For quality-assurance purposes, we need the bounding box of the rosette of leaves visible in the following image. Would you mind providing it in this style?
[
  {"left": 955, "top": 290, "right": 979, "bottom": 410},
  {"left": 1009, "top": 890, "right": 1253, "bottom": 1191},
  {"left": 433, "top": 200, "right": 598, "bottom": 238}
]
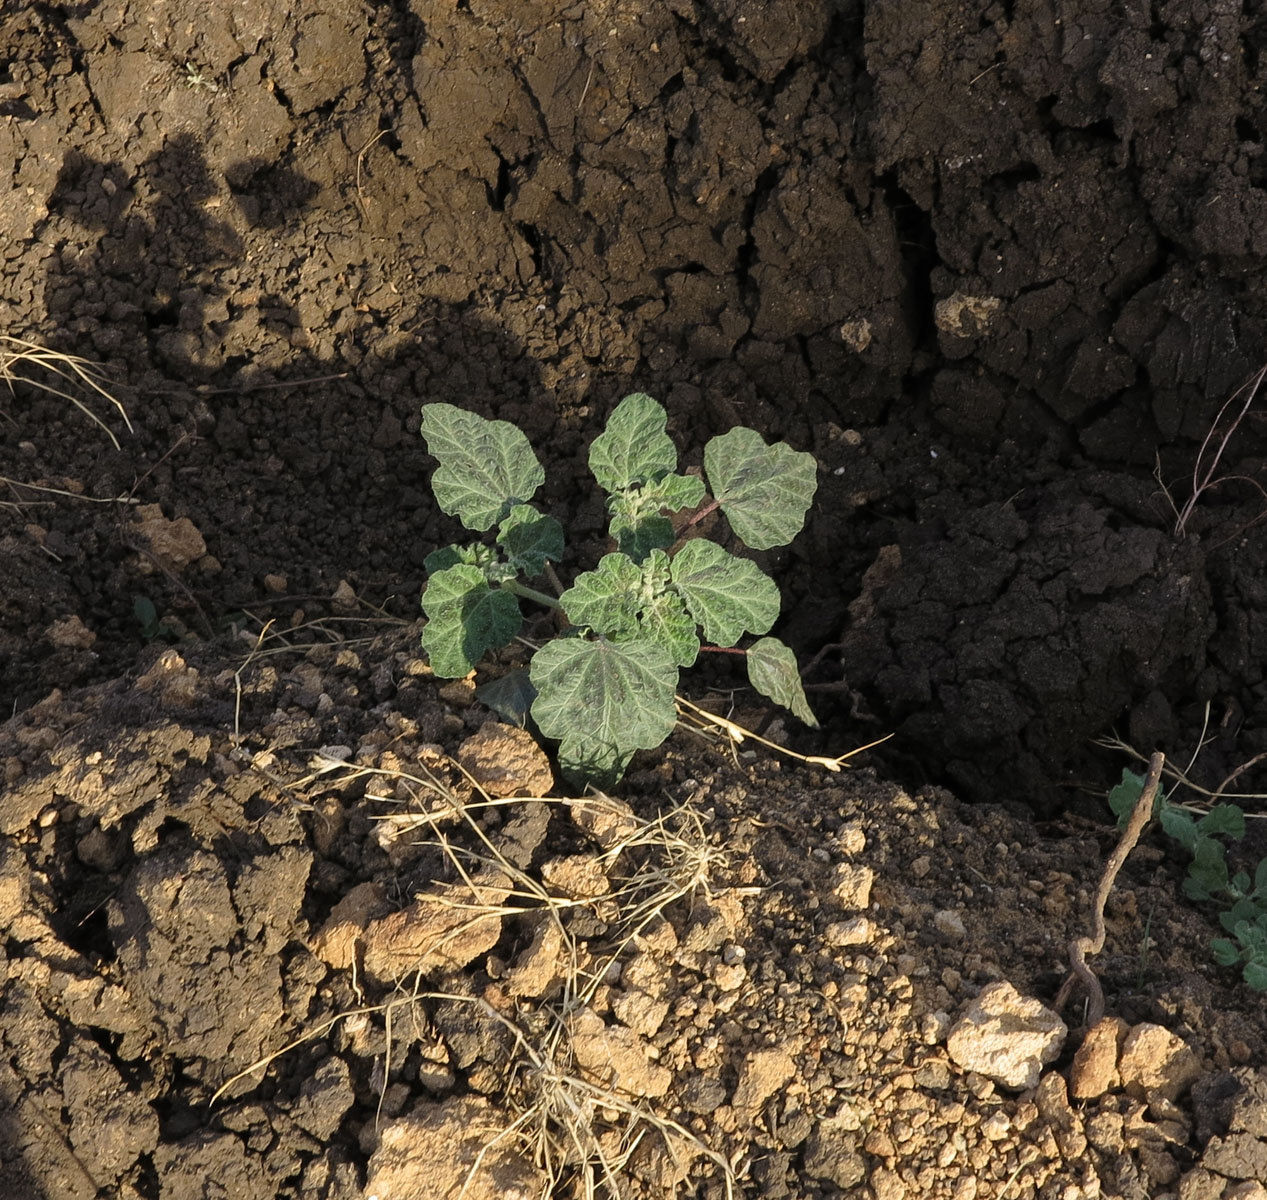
[{"left": 419, "top": 394, "right": 819, "bottom": 786}]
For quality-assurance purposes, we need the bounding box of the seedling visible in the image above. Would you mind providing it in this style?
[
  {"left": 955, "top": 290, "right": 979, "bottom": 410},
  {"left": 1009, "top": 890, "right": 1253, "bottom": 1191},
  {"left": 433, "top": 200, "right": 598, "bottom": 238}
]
[
  {"left": 1108, "top": 768, "right": 1267, "bottom": 991},
  {"left": 418, "top": 393, "right": 819, "bottom": 785},
  {"left": 133, "top": 595, "right": 180, "bottom": 642}
]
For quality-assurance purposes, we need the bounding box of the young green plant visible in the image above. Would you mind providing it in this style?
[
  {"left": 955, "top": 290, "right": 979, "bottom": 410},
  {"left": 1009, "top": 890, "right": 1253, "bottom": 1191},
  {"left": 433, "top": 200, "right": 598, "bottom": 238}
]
[
  {"left": 418, "top": 393, "right": 819, "bottom": 786},
  {"left": 1108, "top": 768, "right": 1267, "bottom": 991}
]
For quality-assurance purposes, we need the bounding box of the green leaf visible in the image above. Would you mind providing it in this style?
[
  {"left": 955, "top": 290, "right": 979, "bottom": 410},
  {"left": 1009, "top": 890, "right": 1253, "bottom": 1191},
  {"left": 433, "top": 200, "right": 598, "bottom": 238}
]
[
  {"left": 636, "top": 554, "right": 699, "bottom": 666},
  {"left": 1158, "top": 805, "right": 1199, "bottom": 852},
  {"left": 611, "top": 511, "right": 675, "bottom": 562},
  {"left": 424, "top": 543, "right": 482, "bottom": 575},
  {"left": 1107, "top": 769, "right": 1144, "bottom": 825},
  {"left": 746, "top": 637, "right": 818, "bottom": 727},
  {"left": 608, "top": 473, "right": 707, "bottom": 562},
  {"left": 1185, "top": 837, "right": 1230, "bottom": 901},
  {"left": 704, "top": 426, "right": 818, "bottom": 550},
  {"left": 497, "top": 504, "right": 564, "bottom": 576},
  {"left": 1244, "top": 960, "right": 1267, "bottom": 991},
  {"left": 474, "top": 669, "right": 537, "bottom": 728},
  {"left": 530, "top": 636, "right": 679, "bottom": 786},
  {"left": 1200, "top": 804, "right": 1246, "bottom": 840},
  {"left": 670, "top": 539, "right": 780, "bottom": 646},
  {"left": 421, "top": 403, "right": 545, "bottom": 531},
  {"left": 420, "top": 564, "right": 522, "bottom": 677},
  {"left": 1254, "top": 858, "right": 1267, "bottom": 899},
  {"left": 645, "top": 472, "right": 708, "bottom": 513},
  {"left": 589, "top": 394, "right": 677, "bottom": 493},
  {"left": 1221, "top": 898, "right": 1263, "bottom": 933},
  {"left": 560, "top": 553, "right": 642, "bottom": 639},
  {"left": 1211, "top": 937, "right": 1242, "bottom": 967}
]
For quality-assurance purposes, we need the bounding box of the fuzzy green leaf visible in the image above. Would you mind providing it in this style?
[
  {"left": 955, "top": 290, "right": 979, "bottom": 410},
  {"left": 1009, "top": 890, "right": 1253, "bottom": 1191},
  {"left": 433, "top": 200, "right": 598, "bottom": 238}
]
[
  {"left": 1211, "top": 938, "right": 1242, "bottom": 967},
  {"left": 1200, "top": 804, "right": 1246, "bottom": 840},
  {"left": 420, "top": 564, "right": 522, "bottom": 677},
  {"left": 421, "top": 403, "right": 545, "bottom": 531},
  {"left": 1158, "top": 804, "right": 1199, "bottom": 852},
  {"left": 669, "top": 539, "right": 780, "bottom": 646},
  {"left": 645, "top": 472, "right": 707, "bottom": 513},
  {"left": 608, "top": 473, "right": 707, "bottom": 561},
  {"left": 636, "top": 552, "right": 699, "bottom": 666},
  {"left": 704, "top": 426, "right": 818, "bottom": 550},
  {"left": 1221, "top": 899, "right": 1263, "bottom": 933},
  {"left": 530, "top": 636, "right": 679, "bottom": 786},
  {"left": 497, "top": 504, "right": 564, "bottom": 576},
  {"left": 1244, "top": 960, "right": 1267, "bottom": 991},
  {"left": 589, "top": 393, "right": 677, "bottom": 493},
  {"left": 1107, "top": 770, "right": 1144, "bottom": 825},
  {"left": 474, "top": 669, "right": 536, "bottom": 728},
  {"left": 1255, "top": 858, "right": 1267, "bottom": 899},
  {"left": 425, "top": 543, "right": 482, "bottom": 576},
  {"left": 561, "top": 553, "right": 642, "bottom": 639},
  {"left": 611, "top": 511, "right": 676, "bottom": 561},
  {"left": 746, "top": 637, "right": 818, "bottom": 727}
]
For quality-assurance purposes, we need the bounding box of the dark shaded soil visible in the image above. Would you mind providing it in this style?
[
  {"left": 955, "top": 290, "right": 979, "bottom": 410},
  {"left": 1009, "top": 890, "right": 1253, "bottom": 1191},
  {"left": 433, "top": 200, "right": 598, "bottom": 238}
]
[{"left": 3, "top": 0, "right": 1267, "bottom": 1197}]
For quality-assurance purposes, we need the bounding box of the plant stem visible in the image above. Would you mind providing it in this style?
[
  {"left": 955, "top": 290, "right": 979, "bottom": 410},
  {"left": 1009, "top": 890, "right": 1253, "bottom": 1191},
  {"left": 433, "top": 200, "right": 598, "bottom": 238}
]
[
  {"left": 502, "top": 579, "right": 562, "bottom": 610},
  {"left": 697, "top": 644, "right": 748, "bottom": 656},
  {"left": 679, "top": 498, "right": 720, "bottom": 535}
]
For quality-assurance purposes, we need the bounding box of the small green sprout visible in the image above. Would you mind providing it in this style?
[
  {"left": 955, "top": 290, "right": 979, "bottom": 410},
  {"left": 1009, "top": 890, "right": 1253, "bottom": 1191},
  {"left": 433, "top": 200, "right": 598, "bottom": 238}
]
[
  {"left": 1109, "top": 768, "right": 1267, "bottom": 991},
  {"left": 418, "top": 393, "right": 819, "bottom": 786}
]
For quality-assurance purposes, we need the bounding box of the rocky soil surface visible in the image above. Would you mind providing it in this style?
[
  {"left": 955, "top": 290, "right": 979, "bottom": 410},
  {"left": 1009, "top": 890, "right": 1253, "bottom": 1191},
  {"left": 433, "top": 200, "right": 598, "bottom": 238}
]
[{"left": 3, "top": 1, "right": 1267, "bottom": 1198}]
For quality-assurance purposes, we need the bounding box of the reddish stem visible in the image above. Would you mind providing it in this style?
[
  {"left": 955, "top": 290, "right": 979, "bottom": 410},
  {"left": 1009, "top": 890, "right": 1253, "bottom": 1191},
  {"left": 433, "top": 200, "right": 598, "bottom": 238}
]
[{"left": 678, "top": 498, "right": 721, "bottom": 535}]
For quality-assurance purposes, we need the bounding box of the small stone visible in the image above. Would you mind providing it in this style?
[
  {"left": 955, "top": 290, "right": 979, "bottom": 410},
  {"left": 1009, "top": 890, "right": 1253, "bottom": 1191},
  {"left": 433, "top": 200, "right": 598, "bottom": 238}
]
[
  {"left": 1035, "top": 1071, "right": 1087, "bottom": 1158},
  {"left": 567, "top": 793, "right": 640, "bottom": 850},
  {"left": 934, "top": 909, "right": 966, "bottom": 938},
  {"left": 506, "top": 917, "right": 564, "bottom": 999},
  {"left": 612, "top": 987, "right": 670, "bottom": 1037},
  {"left": 870, "top": 1165, "right": 907, "bottom": 1200},
  {"left": 1070, "top": 1016, "right": 1128, "bottom": 1100},
  {"left": 567, "top": 1007, "right": 670, "bottom": 1098},
  {"left": 802, "top": 1118, "right": 866, "bottom": 1188},
  {"left": 1119, "top": 1023, "right": 1201, "bottom": 1103},
  {"left": 133, "top": 504, "right": 206, "bottom": 569},
  {"left": 456, "top": 722, "right": 554, "bottom": 798},
  {"left": 946, "top": 981, "right": 1067, "bottom": 1091},
  {"left": 541, "top": 854, "right": 608, "bottom": 899},
  {"left": 826, "top": 917, "right": 873, "bottom": 947},
  {"left": 1225, "top": 1184, "right": 1267, "bottom": 1200},
  {"left": 361, "top": 870, "right": 511, "bottom": 984},
  {"left": 365, "top": 1096, "right": 544, "bottom": 1200},
  {"left": 831, "top": 863, "right": 874, "bottom": 909},
  {"left": 45, "top": 614, "right": 96, "bottom": 649},
  {"left": 981, "top": 1111, "right": 1011, "bottom": 1141},
  {"left": 1201, "top": 1133, "right": 1267, "bottom": 1183},
  {"left": 733, "top": 1047, "right": 797, "bottom": 1111},
  {"left": 264, "top": 573, "right": 287, "bottom": 593},
  {"left": 864, "top": 1128, "right": 896, "bottom": 1157},
  {"left": 331, "top": 579, "right": 357, "bottom": 612},
  {"left": 837, "top": 821, "right": 866, "bottom": 855},
  {"left": 312, "top": 882, "right": 392, "bottom": 969},
  {"left": 711, "top": 962, "right": 746, "bottom": 991}
]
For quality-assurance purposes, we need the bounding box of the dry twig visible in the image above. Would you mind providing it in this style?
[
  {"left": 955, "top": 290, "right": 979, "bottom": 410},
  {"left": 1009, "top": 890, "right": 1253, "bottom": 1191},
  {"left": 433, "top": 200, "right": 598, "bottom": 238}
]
[
  {"left": 0, "top": 335, "right": 132, "bottom": 447},
  {"left": 1056, "top": 751, "right": 1164, "bottom": 1028}
]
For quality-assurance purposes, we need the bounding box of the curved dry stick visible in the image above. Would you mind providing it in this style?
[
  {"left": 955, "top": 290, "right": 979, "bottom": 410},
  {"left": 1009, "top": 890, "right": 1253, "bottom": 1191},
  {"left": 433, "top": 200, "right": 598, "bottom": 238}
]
[{"left": 1056, "top": 751, "right": 1165, "bottom": 1028}]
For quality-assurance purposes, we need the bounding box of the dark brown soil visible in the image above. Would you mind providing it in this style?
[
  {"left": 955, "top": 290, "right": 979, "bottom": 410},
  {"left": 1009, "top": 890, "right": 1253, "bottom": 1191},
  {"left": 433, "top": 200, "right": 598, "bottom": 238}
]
[{"left": 3, "top": 1, "right": 1267, "bottom": 1198}]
